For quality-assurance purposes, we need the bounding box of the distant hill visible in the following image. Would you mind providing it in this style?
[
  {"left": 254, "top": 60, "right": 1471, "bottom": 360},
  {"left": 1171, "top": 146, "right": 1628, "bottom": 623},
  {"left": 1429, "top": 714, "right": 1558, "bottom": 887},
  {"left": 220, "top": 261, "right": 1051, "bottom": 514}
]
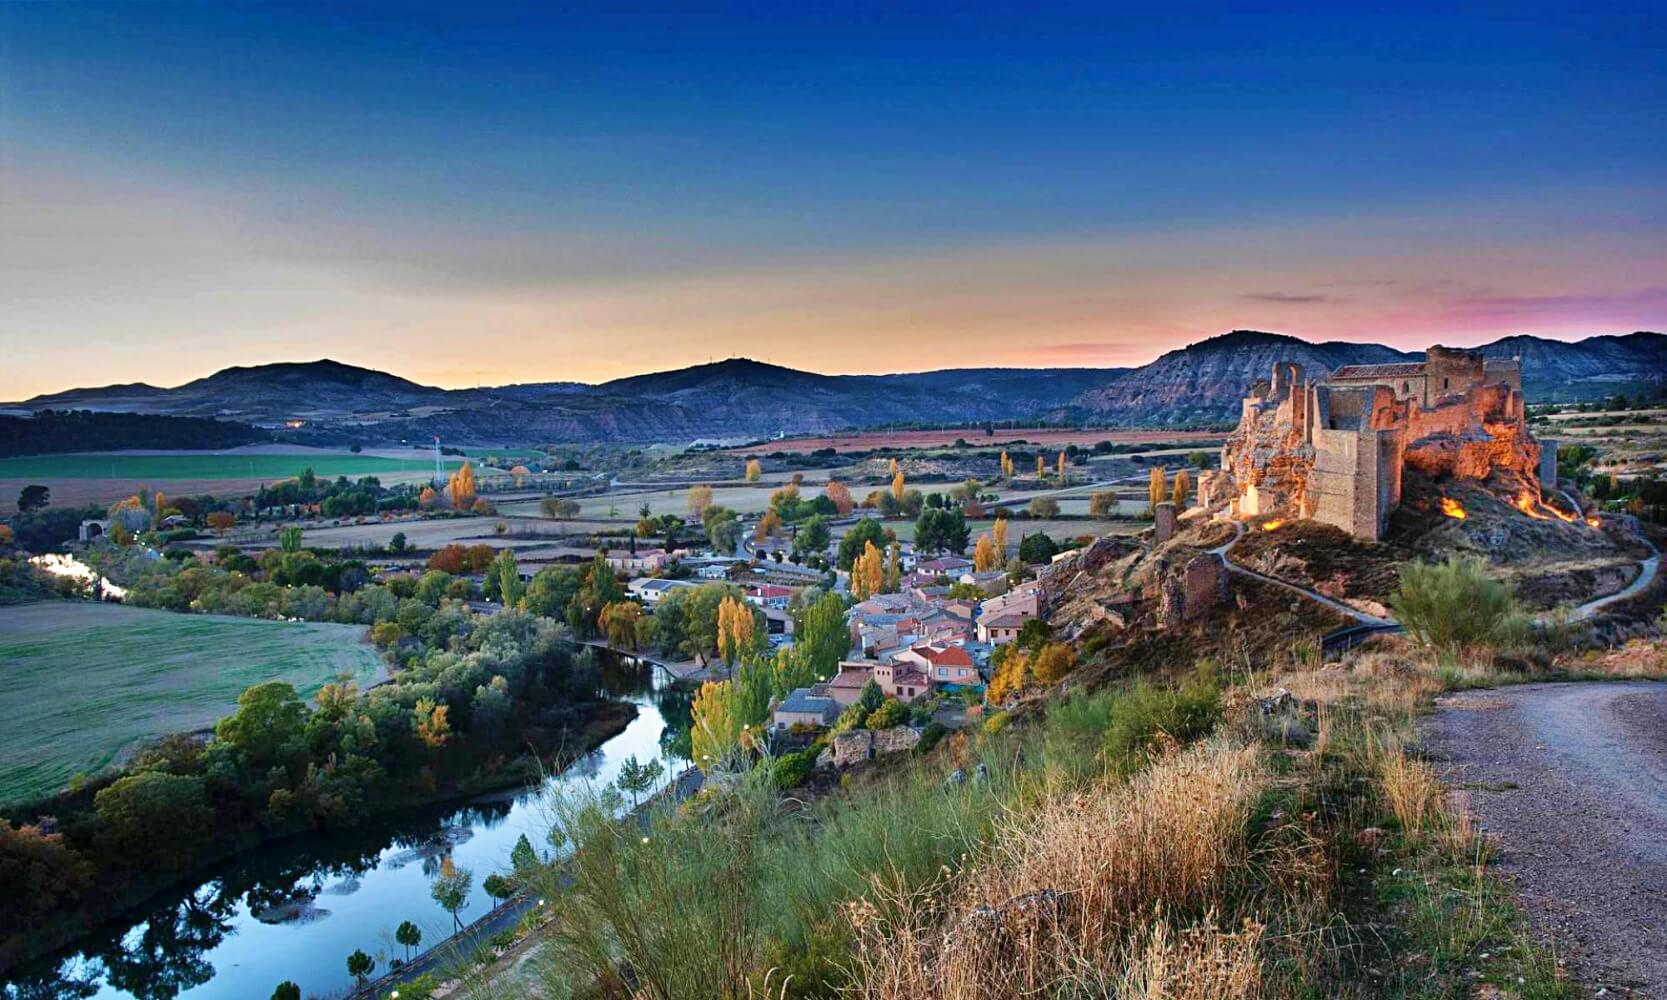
[
  {"left": 1056, "top": 330, "right": 1667, "bottom": 425},
  {"left": 8, "top": 332, "right": 1661, "bottom": 443}
]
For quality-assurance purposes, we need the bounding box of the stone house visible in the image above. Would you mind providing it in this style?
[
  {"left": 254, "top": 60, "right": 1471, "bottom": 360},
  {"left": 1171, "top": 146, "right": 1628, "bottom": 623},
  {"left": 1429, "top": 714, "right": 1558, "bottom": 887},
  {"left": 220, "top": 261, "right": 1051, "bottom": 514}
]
[{"left": 772, "top": 686, "right": 840, "bottom": 729}]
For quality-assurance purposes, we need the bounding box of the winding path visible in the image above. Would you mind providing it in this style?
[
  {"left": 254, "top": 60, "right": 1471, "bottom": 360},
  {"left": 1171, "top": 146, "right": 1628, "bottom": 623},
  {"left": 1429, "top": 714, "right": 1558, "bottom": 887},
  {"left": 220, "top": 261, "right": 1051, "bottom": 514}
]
[{"left": 1207, "top": 518, "right": 1396, "bottom": 628}]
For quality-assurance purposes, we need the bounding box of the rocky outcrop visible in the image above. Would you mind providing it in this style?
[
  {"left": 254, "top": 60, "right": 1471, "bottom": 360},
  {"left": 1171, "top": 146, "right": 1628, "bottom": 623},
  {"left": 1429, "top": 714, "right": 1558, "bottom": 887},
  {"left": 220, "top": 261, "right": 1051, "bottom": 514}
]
[{"left": 1158, "top": 552, "right": 1230, "bottom": 627}]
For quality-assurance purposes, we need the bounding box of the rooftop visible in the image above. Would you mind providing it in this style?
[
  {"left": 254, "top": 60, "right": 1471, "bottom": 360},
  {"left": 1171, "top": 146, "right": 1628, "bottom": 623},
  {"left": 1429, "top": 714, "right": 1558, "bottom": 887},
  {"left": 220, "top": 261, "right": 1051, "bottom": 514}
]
[{"left": 1329, "top": 361, "right": 1428, "bottom": 380}]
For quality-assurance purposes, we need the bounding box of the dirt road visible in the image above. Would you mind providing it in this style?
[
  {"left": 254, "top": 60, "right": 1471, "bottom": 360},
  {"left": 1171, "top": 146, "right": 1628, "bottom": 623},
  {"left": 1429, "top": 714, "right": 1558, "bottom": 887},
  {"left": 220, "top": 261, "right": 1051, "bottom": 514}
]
[{"left": 1420, "top": 682, "right": 1667, "bottom": 997}]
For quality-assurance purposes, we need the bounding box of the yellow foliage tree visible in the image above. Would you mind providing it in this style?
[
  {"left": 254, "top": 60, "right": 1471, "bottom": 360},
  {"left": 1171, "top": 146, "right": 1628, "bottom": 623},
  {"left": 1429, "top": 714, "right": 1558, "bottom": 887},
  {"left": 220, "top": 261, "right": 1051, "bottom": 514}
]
[
  {"left": 851, "top": 540, "right": 885, "bottom": 600},
  {"left": 744, "top": 459, "right": 762, "bottom": 482},
  {"left": 1031, "top": 642, "right": 1077, "bottom": 684},
  {"left": 1148, "top": 467, "right": 1167, "bottom": 510},
  {"left": 887, "top": 457, "right": 900, "bottom": 478},
  {"left": 419, "top": 485, "right": 439, "bottom": 509},
  {"left": 206, "top": 511, "right": 236, "bottom": 535},
  {"left": 1035, "top": 454, "right": 1046, "bottom": 479},
  {"left": 974, "top": 534, "right": 998, "bottom": 572},
  {"left": 992, "top": 517, "right": 1008, "bottom": 558},
  {"left": 449, "top": 463, "right": 477, "bottom": 512},
  {"left": 999, "top": 450, "right": 1013, "bottom": 479},
  {"left": 755, "top": 508, "right": 782, "bottom": 542},
  {"left": 891, "top": 470, "right": 906, "bottom": 504},
  {"left": 717, "top": 595, "right": 755, "bottom": 666},
  {"left": 687, "top": 485, "right": 714, "bottom": 517},
  {"left": 414, "top": 699, "right": 450, "bottom": 749},
  {"left": 600, "top": 601, "right": 643, "bottom": 650},
  {"left": 769, "top": 483, "right": 800, "bottom": 509},
  {"left": 1172, "top": 469, "right": 1192, "bottom": 507},
  {"left": 690, "top": 680, "right": 741, "bottom": 773},
  {"left": 826, "top": 481, "right": 854, "bottom": 515},
  {"left": 987, "top": 648, "right": 1028, "bottom": 704},
  {"left": 1057, "top": 451, "right": 1067, "bottom": 483}
]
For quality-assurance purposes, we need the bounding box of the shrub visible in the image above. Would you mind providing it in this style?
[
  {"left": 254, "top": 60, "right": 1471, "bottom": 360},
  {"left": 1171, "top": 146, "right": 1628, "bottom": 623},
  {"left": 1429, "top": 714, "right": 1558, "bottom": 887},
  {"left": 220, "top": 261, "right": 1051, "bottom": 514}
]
[
  {"left": 865, "top": 698, "right": 907, "bottom": 730},
  {"left": 773, "top": 748, "right": 818, "bottom": 790},
  {"left": 1390, "top": 554, "right": 1517, "bottom": 655},
  {"left": 1103, "top": 666, "right": 1222, "bottom": 776},
  {"left": 913, "top": 721, "right": 947, "bottom": 756}
]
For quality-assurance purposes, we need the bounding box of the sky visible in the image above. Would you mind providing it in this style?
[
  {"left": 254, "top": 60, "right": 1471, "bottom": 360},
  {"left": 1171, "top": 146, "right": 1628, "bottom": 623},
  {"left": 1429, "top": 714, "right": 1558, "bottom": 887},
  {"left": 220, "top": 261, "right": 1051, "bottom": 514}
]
[{"left": 1, "top": 1, "right": 1664, "bottom": 399}]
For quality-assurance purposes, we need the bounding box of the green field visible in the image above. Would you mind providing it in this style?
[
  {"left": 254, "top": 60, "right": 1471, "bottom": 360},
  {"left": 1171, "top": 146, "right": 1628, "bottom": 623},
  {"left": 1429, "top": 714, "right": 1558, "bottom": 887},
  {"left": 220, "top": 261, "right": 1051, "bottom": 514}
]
[
  {"left": 0, "top": 602, "right": 385, "bottom": 807},
  {"left": 0, "top": 450, "right": 460, "bottom": 481}
]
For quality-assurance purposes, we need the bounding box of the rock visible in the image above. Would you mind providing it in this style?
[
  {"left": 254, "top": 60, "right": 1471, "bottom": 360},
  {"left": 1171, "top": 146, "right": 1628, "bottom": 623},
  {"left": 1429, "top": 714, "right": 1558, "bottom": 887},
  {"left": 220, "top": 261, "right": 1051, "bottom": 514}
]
[
  {"left": 1259, "top": 688, "right": 1296, "bottom": 716},
  {"left": 944, "top": 768, "right": 967, "bottom": 789},
  {"left": 973, "top": 762, "right": 989, "bottom": 783},
  {"left": 1159, "top": 552, "right": 1230, "bottom": 627}
]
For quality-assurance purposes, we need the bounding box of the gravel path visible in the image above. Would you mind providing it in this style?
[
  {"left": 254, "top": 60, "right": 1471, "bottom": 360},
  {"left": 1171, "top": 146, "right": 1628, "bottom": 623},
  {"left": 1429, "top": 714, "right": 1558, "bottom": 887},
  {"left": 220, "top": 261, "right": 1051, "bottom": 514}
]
[{"left": 1420, "top": 681, "right": 1667, "bottom": 997}]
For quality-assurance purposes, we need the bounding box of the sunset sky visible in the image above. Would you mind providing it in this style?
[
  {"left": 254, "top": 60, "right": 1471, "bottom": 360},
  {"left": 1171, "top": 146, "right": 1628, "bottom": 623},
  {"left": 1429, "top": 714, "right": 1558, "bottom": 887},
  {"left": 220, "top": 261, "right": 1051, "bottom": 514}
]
[{"left": 2, "top": 2, "right": 1664, "bottom": 399}]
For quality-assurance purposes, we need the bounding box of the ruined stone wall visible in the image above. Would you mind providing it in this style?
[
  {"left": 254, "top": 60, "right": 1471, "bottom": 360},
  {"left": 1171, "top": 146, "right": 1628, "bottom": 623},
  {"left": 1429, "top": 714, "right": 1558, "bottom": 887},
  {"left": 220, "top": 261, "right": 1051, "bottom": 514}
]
[{"left": 1426, "top": 345, "right": 1486, "bottom": 404}]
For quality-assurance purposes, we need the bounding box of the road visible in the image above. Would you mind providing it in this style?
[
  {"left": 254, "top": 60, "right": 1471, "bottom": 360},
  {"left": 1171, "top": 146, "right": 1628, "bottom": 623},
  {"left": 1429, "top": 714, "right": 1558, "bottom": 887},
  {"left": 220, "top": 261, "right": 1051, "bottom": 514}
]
[{"left": 1421, "top": 682, "right": 1667, "bottom": 997}]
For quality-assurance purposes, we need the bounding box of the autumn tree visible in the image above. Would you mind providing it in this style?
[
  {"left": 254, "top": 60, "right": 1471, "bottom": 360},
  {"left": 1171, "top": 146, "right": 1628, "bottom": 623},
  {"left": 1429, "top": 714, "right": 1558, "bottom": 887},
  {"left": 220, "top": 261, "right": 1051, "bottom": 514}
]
[
  {"left": 974, "top": 533, "right": 999, "bottom": 572},
  {"left": 541, "top": 496, "right": 580, "bottom": 518},
  {"left": 986, "top": 647, "right": 1028, "bottom": 704},
  {"left": 891, "top": 469, "right": 906, "bottom": 505},
  {"left": 744, "top": 459, "right": 762, "bottom": 482},
  {"left": 1031, "top": 642, "right": 1077, "bottom": 684},
  {"left": 690, "top": 679, "right": 743, "bottom": 772},
  {"left": 1089, "top": 491, "right": 1118, "bottom": 519},
  {"left": 687, "top": 485, "right": 714, "bottom": 517},
  {"left": 1172, "top": 469, "right": 1192, "bottom": 507},
  {"left": 600, "top": 601, "right": 643, "bottom": 649},
  {"left": 992, "top": 516, "right": 1008, "bottom": 557},
  {"left": 206, "top": 511, "right": 236, "bottom": 535},
  {"left": 716, "top": 595, "right": 756, "bottom": 666},
  {"left": 850, "top": 540, "right": 885, "bottom": 599},
  {"left": 1028, "top": 496, "right": 1060, "bottom": 518},
  {"left": 1148, "top": 466, "right": 1167, "bottom": 511},
  {"left": 1035, "top": 454, "right": 1045, "bottom": 479},
  {"left": 449, "top": 462, "right": 477, "bottom": 511},
  {"left": 887, "top": 457, "right": 900, "bottom": 478},
  {"left": 825, "top": 480, "right": 854, "bottom": 515},
  {"left": 999, "top": 450, "right": 1014, "bottom": 480},
  {"left": 755, "top": 508, "right": 782, "bottom": 542},
  {"left": 413, "top": 699, "right": 450, "bottom": 750},
  {"left": 418, "top": 485, "right": 439, "bottom": 510},
  {"left": 1057, "top": 451, "right": 1067, "bottom": 483}
]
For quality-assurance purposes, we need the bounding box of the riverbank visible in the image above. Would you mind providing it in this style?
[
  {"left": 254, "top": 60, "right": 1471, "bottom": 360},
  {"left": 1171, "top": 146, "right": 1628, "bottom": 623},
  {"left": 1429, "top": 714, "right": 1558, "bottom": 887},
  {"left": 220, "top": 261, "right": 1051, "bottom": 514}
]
[{"left": 0, "top": 698, "right": 639, "bottom": 977}]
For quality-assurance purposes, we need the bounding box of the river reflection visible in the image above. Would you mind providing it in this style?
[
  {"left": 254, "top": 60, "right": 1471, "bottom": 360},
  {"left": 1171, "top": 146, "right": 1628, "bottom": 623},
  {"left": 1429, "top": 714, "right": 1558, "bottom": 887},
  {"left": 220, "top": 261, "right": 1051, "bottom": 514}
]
[{"left": 4, "top": 650, "right": 692, "bottom": 1000}]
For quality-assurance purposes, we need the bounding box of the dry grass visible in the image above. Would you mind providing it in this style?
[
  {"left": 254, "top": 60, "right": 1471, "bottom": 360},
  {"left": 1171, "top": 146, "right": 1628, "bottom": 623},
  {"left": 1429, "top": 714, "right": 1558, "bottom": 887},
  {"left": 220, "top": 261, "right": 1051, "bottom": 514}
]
[
  {"left": 1378, "top": 744, "right": 1441, "bottom": 842},
  {"left": 845, "top": 741, "right": 1275, "bottom": 999}
]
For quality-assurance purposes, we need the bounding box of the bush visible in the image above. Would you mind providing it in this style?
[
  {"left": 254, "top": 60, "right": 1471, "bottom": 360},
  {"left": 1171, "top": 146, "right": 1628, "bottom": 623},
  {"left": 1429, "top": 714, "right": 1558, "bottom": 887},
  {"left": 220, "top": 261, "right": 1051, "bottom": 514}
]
[
  {"left": 1390, "top": 554, "right": 1517, "bottom": 655},
  {"left": 1103, "top": 665, "right": 1222, "bottom": 776},
  {"left": 913, "top": 721, "right": 947, "bottom": 756},
  {"left": 865, "top": 697, "right": 907, "bottom": 729},
  {"left": 772, "top": 748, "right": 818, "bottom": 790}
]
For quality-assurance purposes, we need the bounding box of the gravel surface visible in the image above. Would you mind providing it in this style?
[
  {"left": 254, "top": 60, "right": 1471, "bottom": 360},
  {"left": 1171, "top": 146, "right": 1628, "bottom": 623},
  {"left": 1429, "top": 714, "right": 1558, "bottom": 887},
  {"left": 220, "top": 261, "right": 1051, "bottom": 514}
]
[{"left": 1420, "top": 681, "right": 1667, "bottom": 997}]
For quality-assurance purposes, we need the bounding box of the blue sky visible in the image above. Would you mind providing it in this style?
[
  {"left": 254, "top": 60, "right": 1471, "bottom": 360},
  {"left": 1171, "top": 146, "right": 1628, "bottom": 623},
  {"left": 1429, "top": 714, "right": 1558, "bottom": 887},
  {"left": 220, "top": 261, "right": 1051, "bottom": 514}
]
[{"left": 2, "top": 2, "right": 1663, "bottom": 395}]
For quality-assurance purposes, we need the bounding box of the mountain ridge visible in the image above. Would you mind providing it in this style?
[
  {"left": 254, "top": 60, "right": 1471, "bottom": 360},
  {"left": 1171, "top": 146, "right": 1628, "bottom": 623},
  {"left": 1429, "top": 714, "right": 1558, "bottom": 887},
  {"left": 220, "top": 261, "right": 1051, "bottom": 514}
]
[{"left": 8, "top": 331, "right": 1661, "bottom": 442}]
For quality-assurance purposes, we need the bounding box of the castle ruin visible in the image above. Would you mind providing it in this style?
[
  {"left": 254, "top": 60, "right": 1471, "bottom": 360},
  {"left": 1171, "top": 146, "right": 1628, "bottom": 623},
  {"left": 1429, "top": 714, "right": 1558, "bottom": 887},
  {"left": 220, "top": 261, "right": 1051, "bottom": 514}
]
[{"left": 1216, "top": 345, "right": 1556, "bottom": 539}]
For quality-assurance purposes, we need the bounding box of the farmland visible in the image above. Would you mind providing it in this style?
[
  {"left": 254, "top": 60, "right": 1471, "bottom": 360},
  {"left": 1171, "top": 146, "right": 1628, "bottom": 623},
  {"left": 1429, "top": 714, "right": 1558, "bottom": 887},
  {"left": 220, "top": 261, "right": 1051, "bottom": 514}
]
[
  {"left": 0, "top": 445, "right": 462, "bottom": 512},
  {"left": 728, "top": 427, "right": 1226, "bottom": 454},
  {"left": 0, "top": 602, "right": 385, "bottom": 807}
]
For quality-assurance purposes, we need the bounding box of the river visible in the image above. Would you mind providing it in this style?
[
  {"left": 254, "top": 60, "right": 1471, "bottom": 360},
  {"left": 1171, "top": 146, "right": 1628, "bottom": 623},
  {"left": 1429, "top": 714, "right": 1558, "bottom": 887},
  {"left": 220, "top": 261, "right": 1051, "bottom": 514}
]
[{"left": 4, "top": 651, "right": 693, "bottom": 1000}]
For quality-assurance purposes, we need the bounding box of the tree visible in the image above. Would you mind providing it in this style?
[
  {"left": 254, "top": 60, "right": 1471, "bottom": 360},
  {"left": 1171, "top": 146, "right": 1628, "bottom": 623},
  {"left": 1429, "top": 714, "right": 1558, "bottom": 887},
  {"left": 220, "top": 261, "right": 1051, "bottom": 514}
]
[
  {"left": 999, "top": 450, "right": 1014, "bottom": 480},
  {"left": 271, "top": 982, "right": 301, "bottom": 1000},
  {"left": 395, "top": 920, "right": 422, "bottom": 961},
  {"left": 346, "top": 949, "right": 376, "bottom": 987},
  {"left": 866, "top": 698, "right": 907, "bottom": 729},
  {"left": 390, "top": 531, "right": 408, "bottom": 552},
  {"left": 744, "top": 459, "right": 762, "bottom": 482},
  {"left": 1018, "top": 531, "right": 1059, "bottom": 564},
  {"left": 1036, "top": 454, "right": 1046, "bottom": 479},
  {"left": 690, "top": 679, "right": 742, "bottom": 773},
  {"left": 431, "top": 857, "right": 474, "bottom": 932},
  {"left": 1057, "top": 451, "right": 1068, "bottom": 483},
  {"left": 1148, "top": 467, "right": 1167, "bottom": 511},
  {"left": 1031, "top": 642, "right": 1077, "bottom": 684},
  {"left": 974, "top": 534, "right": 999, "bottom": 572},
  {"left": 1028, "top": 496, "right": 1060, "bottom": 518},
  {"left": 510, "top": 834, "right": 540, "bottom": 877},
  {"left": 851, "top": 540, "right": 885, "bottom": 599},
  {"left": 541, "top": 496, "right": 581, "bottom": 518},
  {"left": 483, "top": 872, "right": 516, "bottom": 901},
  {"left": 825, "top": 481, "right": 854, "bottom": 515},
  {"left": 215, "top": 682, "right": 307, "bottom": 775},
  {"left": 793, "top": 515, "right": 831, "bottom": 558},
  {"left": 493, "top": 549, "right": 524, "bottom": 608},
  {"left": 993, "top": 517, "right": 1008, "bottom": 558},
  {"left": 891, "top": 469, "right": 906, "bottom": 505},
  {"left": 886, "top": 540, "right": 901, "bottom": 591},
  {"left": 1172, "top": 469, "right": 1192, "bottom": 507},
  {"left": 93, "top": 772, "right": 213, "bottom": 870},
  {"left": 687, "top": 485, "right": 714, "bottom": 517},
  {"left": 755, "top": 508, "right": 783, "bottom": 543},
  {"left": 413, "top": 698, "right": 451, "bottom": 750},
  {"left": 1089, "top": 491, "right": 1118, "bottom": 519},
  {"left": 838, "top": 517, "right": 887, "bottom": 568},
  {"left": 887, "top": 457, "right": 900, "bottom": 478},
  {"left": 717, "top": 595, "right": 756, "bottom": 665},
  {"left": 600, "top": 600, "right": 644, "bottom": 649},
  {"left": 914, "top": 507, "right": 969, "bottom": 555},
  {"left": 206, "top": 511, "right": 236, "bottom": 535},
  {"left": 17, "top": 484, "right": 49, "bottom": 513},
  {"left": 615, "top": 754, "right": 664, "bottom": 807},
  {"left": 419, "top": 485, "right": 440, "bottom": 509},
  {"left": 705, "top": 506, "right": 740, "bottom": 552},
  {"left": 449, "top": 462, "right": 477, "bottom": 511}
]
